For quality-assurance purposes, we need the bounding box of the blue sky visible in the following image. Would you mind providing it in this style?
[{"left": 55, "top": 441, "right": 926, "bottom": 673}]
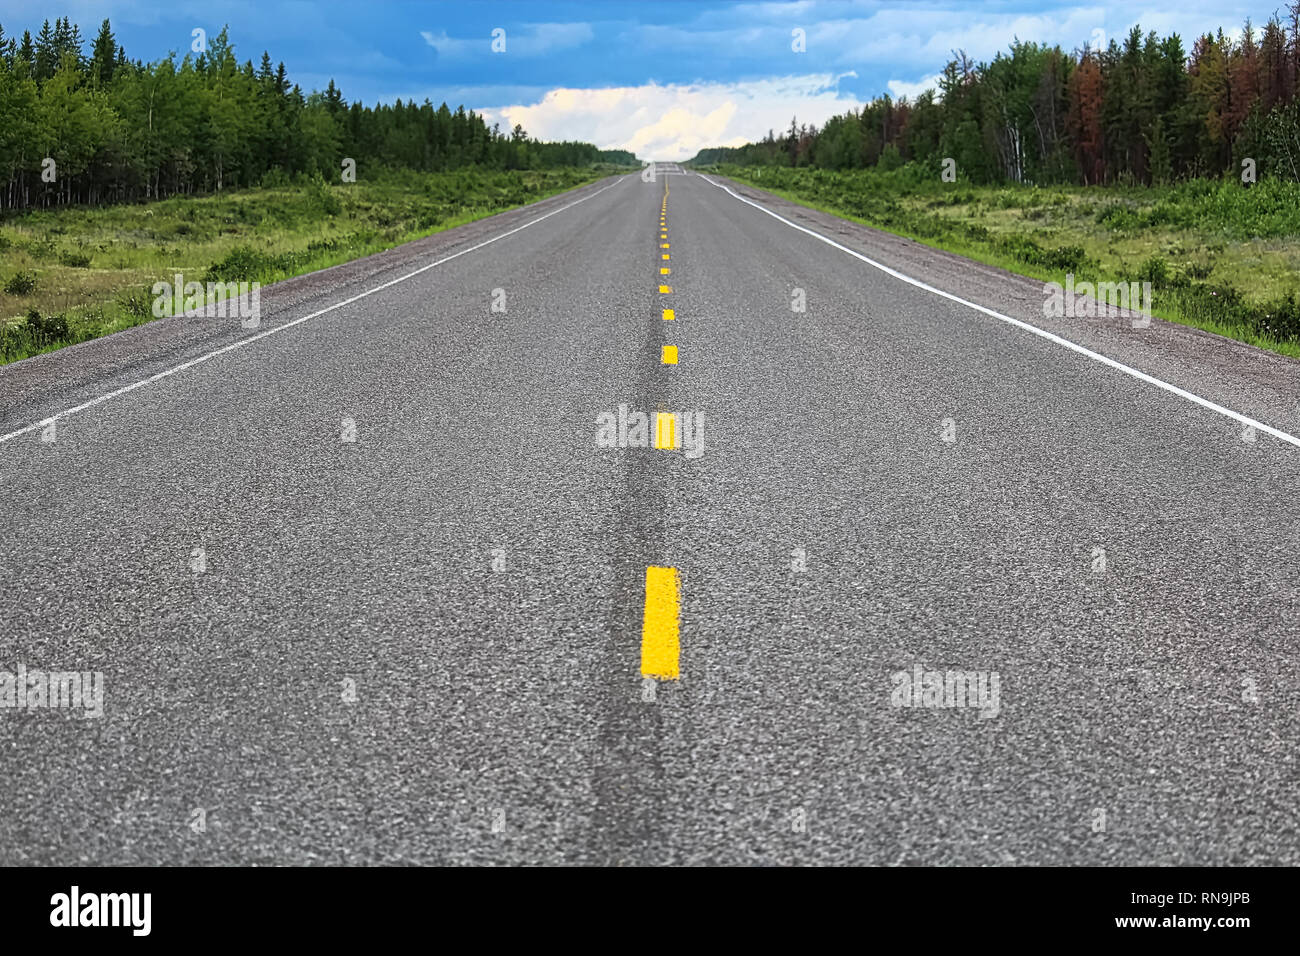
[{"left": 0, "top": 1, "right": 1280, "bottom": 159}]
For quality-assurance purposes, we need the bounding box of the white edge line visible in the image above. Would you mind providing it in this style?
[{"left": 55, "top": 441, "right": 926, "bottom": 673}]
[
  {"left": 701, "top": 174, "right": 1300, "bottom": 450},
  {"left": 0, "top": 174, "right": 629, "bottom": 445}
]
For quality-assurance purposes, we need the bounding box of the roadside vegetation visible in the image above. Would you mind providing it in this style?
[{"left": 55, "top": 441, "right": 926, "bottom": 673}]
[
  {"left": 0, "top": 15, "right": 637, "bottom": 364},
  {"left": 0, "top": 166, "right": 615, "bottom": 363},
  {"left": 690, "top": 13, "right": 1300, "bottom": 357},
  {"left": 706, "top": 163, "right": 1300, "bottom": 356}
]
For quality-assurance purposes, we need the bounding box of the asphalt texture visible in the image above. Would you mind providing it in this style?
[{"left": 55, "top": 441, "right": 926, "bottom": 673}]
[{"left": 2, "top": 168, "right": 1299, "bottom": 865}]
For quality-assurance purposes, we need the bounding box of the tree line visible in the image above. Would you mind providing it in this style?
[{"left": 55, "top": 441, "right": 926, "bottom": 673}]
[
  {"left": 690, "top": 11, "right": 1300, "bottom": 185},
  {"left": 0, "top": 17, "right": 638, "bottom": 211}
]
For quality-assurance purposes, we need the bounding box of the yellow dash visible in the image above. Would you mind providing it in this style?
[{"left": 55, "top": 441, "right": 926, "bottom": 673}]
[
  {"left": 661, "top": 345, "right": 678, "bottom": 364},
  {"left": 660, "top": 267, "right": 670, "bottom": 275},
  {"left": 642, "top": 566, "right": 680, "bottom": 679},
  {"left": 661, "top": 243, "right": 670, "bottom": 248},
  {"left": 662, "top": 254, "right": 670, "bottom": 260},
  {"left": 662, "top": 308, "right": 675, "bottom": 320},
  {"left": 659, "top": 285, "right": 672, "bottom": 293},
  {"left": 654, "top": 412, "right": 677, "bottom": 449}
]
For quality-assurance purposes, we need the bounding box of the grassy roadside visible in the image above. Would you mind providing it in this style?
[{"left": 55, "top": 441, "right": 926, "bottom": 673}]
[
  {"left": 707, "top": 164, "right": 1300, "bottom": 359},
  {"left": 0, "top": 165, "right": 626, "bottom": 365}
]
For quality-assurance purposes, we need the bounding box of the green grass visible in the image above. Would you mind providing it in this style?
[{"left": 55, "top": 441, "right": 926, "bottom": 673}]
[
  {"left": 708, "top": 163, "right": 1300, "bottom": 358},
  {"left": 0, "top": 166, "right": 621, "bottom": 364}
]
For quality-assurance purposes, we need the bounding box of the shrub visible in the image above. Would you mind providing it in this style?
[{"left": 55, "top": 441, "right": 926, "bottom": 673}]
[
  {"left": 307, "top": 175, "right": 342, "bottom": 216},
  {"left": 1096, "top": 202, "right": 1139, "bottom": 230},
  {"left": 119, "top": 288, "right": 153, "bottom": 317},
  {"left": 1137, "top": 255, "right": 1170, "bottom": 285},
  {"left": 24, "top": 307, "right": 69, "bottom": 344},
  {"left": 1251, "top": 291, "right": 1300, "bottom": 342},
  {"left": 204, "top": 246, "right": 272, "bottom": 282},
  {"left": 4, "top": 271, "right": 37, "bottom": 295},
  {"left": 60, "top": 250, "right": 92, "bottom": 268}
]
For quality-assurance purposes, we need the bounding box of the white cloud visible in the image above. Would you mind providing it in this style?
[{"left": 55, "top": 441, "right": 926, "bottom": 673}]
[
  {"left": 478, "top": 75, "right": 863, "bottom": 162},
  {"left": 886, "top": 72, "right": 943, "bottom": 101}
]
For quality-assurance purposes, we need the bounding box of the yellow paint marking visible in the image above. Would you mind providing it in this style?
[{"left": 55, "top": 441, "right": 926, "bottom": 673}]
[
  {"left": 662, "top": 308, "right": 675, "bottom": 320},
  {"left": 661, "top": 345, "right": 678, "bottom": 364},
  {"left": 661, "top": 243, "right": 670, "bottom": 248},
  {"left": 660, "top": 267, "right": 670, "bottom": 275},
  {"left": 659, "top": 285, "right": 672, "bottom": 293},
  {"left": 654, "top": 412, "right": 678, "bottom": 449},
  {"left": 662, "top": 254, "right": 670, "bottom": 260},
  {"left": 641, "top": 566, "right": 680, "bottom": 679}
]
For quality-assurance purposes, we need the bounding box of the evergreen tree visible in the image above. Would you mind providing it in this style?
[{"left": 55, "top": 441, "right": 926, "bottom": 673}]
[{"left": 90, "top": 18, "right": 115, "bottom": 85}]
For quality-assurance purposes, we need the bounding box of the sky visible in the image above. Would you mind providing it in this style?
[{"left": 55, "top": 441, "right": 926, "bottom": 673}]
[{"left": 0, "top": 0, "right": 1283, "bottom": 160}]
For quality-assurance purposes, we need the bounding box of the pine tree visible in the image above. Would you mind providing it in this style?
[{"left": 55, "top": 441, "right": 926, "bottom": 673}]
[
  {"left": 324, "top": 77, "right": 343, "bottom": 114},
  {"left": 33, "top": 19, "right": 55, "bottom": 80},
  {"left": 257, "top": 51, "right": 274, "bottom": 86},
  {"left": 91, "top": 18, "right": 116, "bottom": 85}
]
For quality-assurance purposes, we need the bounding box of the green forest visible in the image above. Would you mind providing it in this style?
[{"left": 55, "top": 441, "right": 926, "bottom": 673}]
[
  {"left": 689, "top": 14, "right": 1300, "bottom": 186},
  {"left": 0, "top": 17, "right": 637, "bottom": 211}
]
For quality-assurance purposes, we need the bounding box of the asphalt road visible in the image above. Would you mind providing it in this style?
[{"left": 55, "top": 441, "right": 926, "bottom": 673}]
[{"left": 2, "top": 167, "right": 1299, "bottom": 865}]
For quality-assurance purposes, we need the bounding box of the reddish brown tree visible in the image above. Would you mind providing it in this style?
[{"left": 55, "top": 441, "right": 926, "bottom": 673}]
[{"left": 1068, "top": 50, "right": 1105, "bottom": 183}]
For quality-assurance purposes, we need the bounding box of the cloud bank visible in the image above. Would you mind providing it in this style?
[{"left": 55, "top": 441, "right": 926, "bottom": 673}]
[{"left": 479, "top": 75, "right": 865, "bottom": 162}]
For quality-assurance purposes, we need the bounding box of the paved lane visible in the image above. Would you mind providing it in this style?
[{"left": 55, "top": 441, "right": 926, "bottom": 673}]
[{"left": 2, "top": 168, "right": 1297, "bottom": 864}]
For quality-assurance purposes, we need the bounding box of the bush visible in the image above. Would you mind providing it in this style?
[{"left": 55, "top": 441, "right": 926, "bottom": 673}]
[
  {"left": 260, "top": 168, "right": 291, "bottom": 189},
  {"left": 1137, "top": 255, "right": 1170, "bottom": 285},
  {"left": 24, "top": 239, "right": 57, "bottom": 261},
  {"left": 4, "top": 271, "right": 37, "bottom": 295},
  {"left": 59, "top": 250, "right": 92, "bottom": 268},
  {"left": 119, "top": 288, "right": 153, "bottom": 317},
  {"left": 307, "top": 175, "right": 342, "bottom": 216},
  {"left": 24, "top": 307, "right": 69, "bottom": 344},
  {"left": 996, "top": 235, "right": 1089, "bottom": 271},
  {"left": 1096, "top": 202, "right": 1140, "bottom": 230},
  {"left": 204, "top": 246, "right": 272, "bottom": 282}
]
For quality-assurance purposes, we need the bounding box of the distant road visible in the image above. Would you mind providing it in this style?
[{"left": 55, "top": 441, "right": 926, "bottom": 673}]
[{"left": 2, "top": 166, "right": 1298, "bottom": 865}]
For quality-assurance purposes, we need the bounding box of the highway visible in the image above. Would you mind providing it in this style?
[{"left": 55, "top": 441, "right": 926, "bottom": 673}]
[{"left": 2, "top": 167, "right": 1299, "bottom": 865}]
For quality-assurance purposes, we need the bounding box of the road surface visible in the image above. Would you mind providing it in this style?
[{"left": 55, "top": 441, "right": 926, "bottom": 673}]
[{"left": 2, "top": 167, "right": 1299, "bottom": 865}]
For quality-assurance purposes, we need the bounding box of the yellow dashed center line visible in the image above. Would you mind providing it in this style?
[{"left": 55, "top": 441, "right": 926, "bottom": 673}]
[
  {"left": 637, "top": 183, "right": 681, "bottom": 682},
  {"left": 641, "top": 566, "right": 681, "bottom": 680},
  {"left": 654, "top": 412, "right": 677, "bottom": 449}
]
